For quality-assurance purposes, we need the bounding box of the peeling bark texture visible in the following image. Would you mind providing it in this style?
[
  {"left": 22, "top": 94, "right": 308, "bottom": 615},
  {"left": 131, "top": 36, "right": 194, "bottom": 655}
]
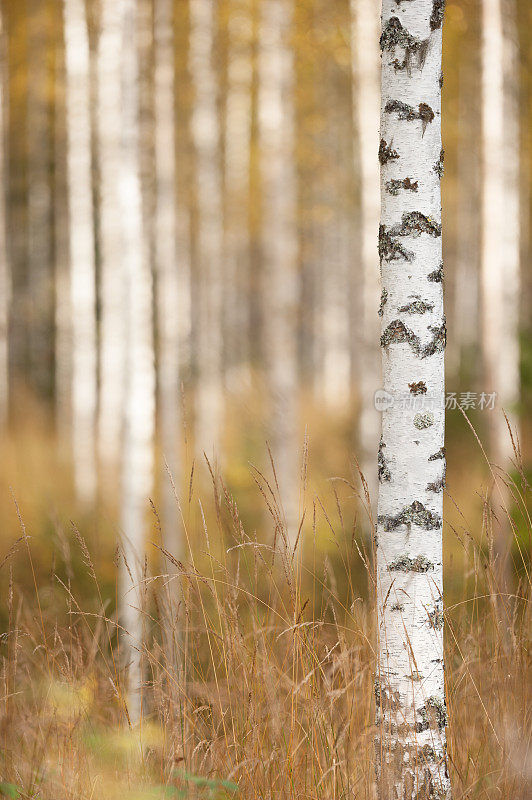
[
  {"left": 63, "top": 0, "right": 97, "bottom": 504},
  {"left": 259, "top": 0, "right": 299, "bottom": 543},
  {"left": 377, "top": 2, "right": 450, "bottom": 797},
  {"left": 352, "top": 0, "right": 381, "bottom": 502}
]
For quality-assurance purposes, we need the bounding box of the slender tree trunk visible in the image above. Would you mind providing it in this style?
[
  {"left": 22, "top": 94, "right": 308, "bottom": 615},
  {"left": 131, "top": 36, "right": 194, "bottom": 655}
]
[
  {"left": 351, "top": 0, "right": 381, "bottom": 503},
  {"left": 318, "top": 72, "right": 351, "bottom": 412},
  {"left": 450, "top": 58, "right": 480, "bottom": 379},
  {"left": 27, "top": 0, "right": 53, "bottom": 400},
  {"left": 480, "top": 0, "right": 520, "bottom": 580},
  {"left": 118, "top": 0, "right": 156, "bottom": 725},
  {"left": 154, "top": 0, "right": 181, "bottom": 557},
  {"left": 189, "top": 0, "right": 224, "bottom": 459},
  {"left": 0, "top": 9, "right": 9, "bottom": 428},
  {"left": 53, "top": 2, "right": 71, "bottom": 444},
  {"left": 258, "top": 0, "right": 298, "bottom": 544},
  {"left": 97, "top": 0, "right": 126, "bottom": 474},
  {"left": 377, "top": 4, "right": 450, "bottom": 797},
  {"left": 223, "top": 0, "right": 252, "bottom": 388},
  {"left": 63, "top": 0, "right": 97, "bottom": 504}
]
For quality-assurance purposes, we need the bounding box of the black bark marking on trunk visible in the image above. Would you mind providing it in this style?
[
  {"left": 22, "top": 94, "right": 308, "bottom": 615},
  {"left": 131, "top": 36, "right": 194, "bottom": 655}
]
[
  {"left": 430, "top": 0, "right": 446, "bottom": 31},
  {"left": 391, "top": 602, "right": 405, "bottom": 611},
  {"left": 409, "top": 381, "right": 427, "bottom": 395},
  {"left": 381, "top": 319, "right": 446, "bottom": 358},
  {"left": 428, "top": 261, "right": 444, "bottom": 282},
  {"left": 378, "top": 437, "right": 392, "bottom": 482},
  {"left": 427, "top": 469, "right": 446, "bottom": 493},
  {"left": 385, "top": 177, "right": 419, "bottom": 196},
  {"left": 375, "top": 680, "right": 401, "bottom": 712},
  {"left": 417, "top": 696, "right": 447, "bottom": 732},
  {"left": 397, "top": 211, "right": 441, "bottom": 238},
  {"left": 428, "top": 606, "right": 444, "bottom": 630},
  {"left": 378, "top": 288, "right": 388, "bottom": 317},
  {"left": 379, "top": 138, "right": 400, "bottom": 165},
  {"left": 384, "top": 100, "right": 435, "bottom": 135},
  {"left": 379, "top": 500, "right": 441, "bottom": 531},
  {"left": 423, "top": 320, "right": 446, "bottom": 356},
  {"left": 428, "top": 446, "right": 445, "bottom": 461},
  {"left": 434, "top": 148, "right": 445, "bottom": 178},
  {"left": 380, "top": 17, "right": 429, "bottom": 72},
  {"left": 398, "top": 296, "right": 434, "bottom": 314},
  {"left": 381, "top": 319, "right": 419, "bottom": 349},
  {"left": 379, "top": 226, "right": 414, "bottom": 263},
  {"left": 387, "top": 554, "right": 435, "bottom": 573},
  {"left": 439, "top": 70, "right": 444, "bottom": 89}
]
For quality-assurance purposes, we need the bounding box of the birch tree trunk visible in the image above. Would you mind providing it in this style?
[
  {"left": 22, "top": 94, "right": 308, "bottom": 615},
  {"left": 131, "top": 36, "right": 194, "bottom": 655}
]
[
  {"left": 53, "top": 2, "right": 71, "bottom": 444},
  {"left": 119, "top": 0, "right": 156, "bottom": 725},
  {"left": 27, "top": 0, "right": 53, "bottom": 399},
  {"left": 351, "top": 0, "right": 381, "bottom": 502},
  {"left": 0, "top": 8, "right": 9, "bottom": 428},
  {"left": 189, "top": 0, "right": 224, "bottom": 459},
  {"left": 377, "top": 3, "right": 450, "bottom": 797},
  {"left": 97, "top": 0, "right": 126, "bottom": 474},
  {"left": 154, "top": 0, "right": 182, "bottom": 559},
  {"left": 450, "top": 58, "right": 480, "bottom": 378},
  {"left": 223, "top": 0, "right": 252, "bottom": 388},
  {"left": 258, "top": 0, "right": 298, "bottom": 545},
  {"left": 63, "top": 0, "right": 97, "bottom": 504},
  {"left": 480, "top": 0, "right": 520, "bottom": 578}
]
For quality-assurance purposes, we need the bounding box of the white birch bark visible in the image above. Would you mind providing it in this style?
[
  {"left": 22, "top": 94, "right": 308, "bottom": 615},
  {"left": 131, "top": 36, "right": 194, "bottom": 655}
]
[
  {"left": 377, "top": 3, "right": 450, "bottom": 797},
  {"left": 480, "top": 0, "right": 520, "bottom": 465},
  {"left": 258, "top": 0, "right": 298, "bottom": 544},
  {"left": 118, "top": 0, "right": 156, "bottom": 724},
  {"left": 351, "top": 0, "right": 381, "bottom": 501},
  {"left": 223, "top": 0, "right": 253, "bottom": 389},
  {"left": 0, "top": 9, "right": 9, "bottom": 427},
  {"left": 154, "top": 0, "right": 182, "bottom": 558},
  {"left": 27, "top": 0, "right": 53, "bottom": 398},
  {"left": 63, "top": 0, "right": 98, "bottom": 504},
  {"left": 189, "top": 0, "right": 224, "bottom": 459},
  {"left": 97, "top": 0, "right": 126, "bottom": 472}
]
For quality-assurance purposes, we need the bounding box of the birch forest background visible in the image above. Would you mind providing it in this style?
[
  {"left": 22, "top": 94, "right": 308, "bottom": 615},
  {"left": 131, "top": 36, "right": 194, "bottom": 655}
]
[{"left": 0, "top": 0, "right": 531, "bottom": 798}]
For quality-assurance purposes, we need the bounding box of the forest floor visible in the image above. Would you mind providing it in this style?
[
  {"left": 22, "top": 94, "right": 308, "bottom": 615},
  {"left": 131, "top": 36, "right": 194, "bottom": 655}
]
[{"left": 0, "top": 394, "right": 530, "bottom": 799}]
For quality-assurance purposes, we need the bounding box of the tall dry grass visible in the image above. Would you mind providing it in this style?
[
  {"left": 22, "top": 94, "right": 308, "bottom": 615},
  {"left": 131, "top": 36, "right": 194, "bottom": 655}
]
[{"left": 0, "top": 420, "right": 530, "bottom": 800}]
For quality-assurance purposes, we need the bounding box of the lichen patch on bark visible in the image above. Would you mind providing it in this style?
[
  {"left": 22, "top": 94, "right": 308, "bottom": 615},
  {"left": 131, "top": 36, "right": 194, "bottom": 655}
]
[
  {"left": 387, "top": 554, "right": 435, "bottom": 573},
  {"left": 385, "top": 177, "right": 419, "bottom": 196},
  {"left": 413, "top": 411, "right": 435, "bottom": 429},
  {"left": 379, "top": 500, "right": 441, "bottom": 530}
]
